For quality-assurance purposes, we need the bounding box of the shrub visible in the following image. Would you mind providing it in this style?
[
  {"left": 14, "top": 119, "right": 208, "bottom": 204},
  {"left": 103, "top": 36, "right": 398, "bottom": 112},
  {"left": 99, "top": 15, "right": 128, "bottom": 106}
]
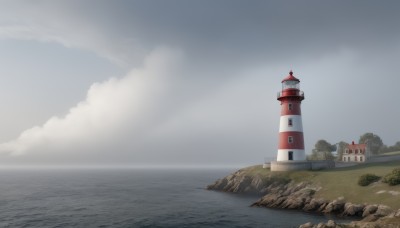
[
  {"left": 383, "top": 168, "right": 400, "bottom": 186},
  {"left": 358, "top": 174, "right": 381, "bottom": 186}
]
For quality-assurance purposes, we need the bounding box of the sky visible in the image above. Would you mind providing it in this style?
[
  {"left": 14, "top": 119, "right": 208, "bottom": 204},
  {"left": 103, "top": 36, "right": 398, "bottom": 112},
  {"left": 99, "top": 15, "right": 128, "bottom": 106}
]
[{"left": 0, "top": 0, "right": 399, "bottom": 167}]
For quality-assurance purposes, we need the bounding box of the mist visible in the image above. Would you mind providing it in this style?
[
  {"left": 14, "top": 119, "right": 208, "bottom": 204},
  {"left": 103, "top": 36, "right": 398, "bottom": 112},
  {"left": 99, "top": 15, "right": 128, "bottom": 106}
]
[{"left": 0, "top": 1, "right": 399, "bottom": 167}]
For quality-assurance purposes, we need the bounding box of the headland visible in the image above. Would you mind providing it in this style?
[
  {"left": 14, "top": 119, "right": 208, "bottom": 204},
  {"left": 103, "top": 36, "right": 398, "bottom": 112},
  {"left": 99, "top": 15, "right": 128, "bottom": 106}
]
[{"left": 207, "top": 161, "right": 400, "bottom": 227}]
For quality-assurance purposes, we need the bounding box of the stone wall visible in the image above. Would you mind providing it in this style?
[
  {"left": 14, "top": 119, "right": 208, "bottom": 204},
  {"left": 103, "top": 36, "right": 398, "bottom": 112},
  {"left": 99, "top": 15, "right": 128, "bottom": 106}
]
[
  {"left": 270, "top": 161, "right": 335, "bottom": 171},
  {"left": 367, "top": 154, "right": 400, "bottom": 163}
]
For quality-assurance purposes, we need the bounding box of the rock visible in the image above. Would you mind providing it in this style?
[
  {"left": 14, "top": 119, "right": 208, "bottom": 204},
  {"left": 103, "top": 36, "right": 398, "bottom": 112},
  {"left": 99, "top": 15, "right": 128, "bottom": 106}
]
[
  {"left": 362, "top": 214, "right": 380, "bottom": 222},
  {"left": 323, "top": 198, "right": 345, "bottom": 213},
  {"left": 299, "top": 222, "right": 314, "bottom": 228},
  {"left": 343, "top": 203, "right": 365, "bottom": 216},
  {"left": 283, "top": 195, "right": 305, "bottom": 209},
  {"left": 374, "top": 205, "right": 392, "bottom": 217},
  {"left": 316, "top": 223, "right": 326, "bottom": 228},
  {"left": 326, "top": 220, "right": 336, "bottom": 228},
  {"left": 362, "top": 205, "right": 378, "bottom": 217},
  {"left": 282, "top": 188, "right": 314, "bottom": 209},
  {"left": 207, "top": 178, "right": 228, "bottom": 191},
  {"left": 395, "top": 209, "right": 400, "bottom": 217},
  {"left": 282, "top": 182, "right": 308, "bottom": 196},
  {"left": 231, "top": 175, "right": 252, "bottom": 193},
  {"left": 250, "top": 175, "right": 265, "bottom": 192},
  {"left": 317, "top": 201, "right": 329, "bottom": 212},
  {"left": 303, "top": 198, "right": 321, "bottom": 212},
  {"left": 255, "top": 193, "right": 288, "bottom": 208}
]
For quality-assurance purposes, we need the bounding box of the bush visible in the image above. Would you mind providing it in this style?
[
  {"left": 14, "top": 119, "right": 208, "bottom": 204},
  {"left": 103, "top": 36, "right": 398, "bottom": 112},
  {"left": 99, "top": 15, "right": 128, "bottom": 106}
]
[
  {"left": 358, "top": 174, "right": 381, "bottom": 186},
  {"left": 383, "top": 168, "right": 400, "bottom": 186}
]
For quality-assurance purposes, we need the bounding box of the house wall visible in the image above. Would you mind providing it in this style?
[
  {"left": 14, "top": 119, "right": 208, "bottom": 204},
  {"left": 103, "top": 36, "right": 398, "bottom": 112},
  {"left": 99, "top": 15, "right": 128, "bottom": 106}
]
[{"left": 342, "top": 154, "right": 366, "bottom": 162}]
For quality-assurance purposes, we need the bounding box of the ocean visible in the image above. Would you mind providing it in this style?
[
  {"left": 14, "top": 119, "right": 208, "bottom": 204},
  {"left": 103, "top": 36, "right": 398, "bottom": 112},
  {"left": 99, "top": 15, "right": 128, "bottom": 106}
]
[{"left": 0, "top": 168, "right": 351, "bottom": 227}]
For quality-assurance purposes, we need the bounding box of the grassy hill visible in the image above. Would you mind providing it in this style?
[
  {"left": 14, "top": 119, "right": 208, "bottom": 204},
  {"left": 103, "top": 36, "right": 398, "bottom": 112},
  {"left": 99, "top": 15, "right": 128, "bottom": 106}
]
[{"left": 238, "top": 161, "right": 400, "bottom": 209}]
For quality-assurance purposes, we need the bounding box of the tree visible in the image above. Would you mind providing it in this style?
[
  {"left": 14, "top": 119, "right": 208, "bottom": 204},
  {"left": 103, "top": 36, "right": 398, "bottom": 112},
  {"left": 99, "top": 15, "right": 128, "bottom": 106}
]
[
  {"left": 315, "top": 139, "right": 337, "bottom": 153},
  {"left": 380, "top": 141, "right": 400, "bottom": 153},
  {"left": 308, "top": 139, "right": 336, "bottom": 160},
  {"left": 359, "top": 133, "right": 384, "bottom": 155},
  {"left": 336, "top": 141, "right": 349, "bottom": 161}
]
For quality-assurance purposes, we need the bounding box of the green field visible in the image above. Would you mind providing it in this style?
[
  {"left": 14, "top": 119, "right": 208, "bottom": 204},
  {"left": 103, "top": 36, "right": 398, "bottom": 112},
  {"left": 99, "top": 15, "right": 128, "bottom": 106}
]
[
  {"left": 381, "top": 151, "right": 400, "bottom": 156},
  {"left": 240, "top": 161, "right": 400, "bottom": 209}
]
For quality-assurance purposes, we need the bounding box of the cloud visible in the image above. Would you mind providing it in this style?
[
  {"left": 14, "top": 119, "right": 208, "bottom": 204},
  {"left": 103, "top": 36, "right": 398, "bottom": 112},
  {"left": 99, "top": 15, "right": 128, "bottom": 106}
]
[
  {"left": 0, "top": 2, "right": 145, "bottom": 67},
  {"left": 0, "top": 47, "right": 183, "bottom": 156}
]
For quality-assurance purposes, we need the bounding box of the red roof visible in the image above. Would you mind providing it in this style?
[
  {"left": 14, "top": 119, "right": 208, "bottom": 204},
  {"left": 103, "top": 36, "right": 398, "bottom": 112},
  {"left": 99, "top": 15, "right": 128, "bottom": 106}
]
[
  {"left": 282, "top": 71, "right": 300, "bottom": 83},
  {"left": 346, "top": 143, "right": 366, "bottom": 150}
]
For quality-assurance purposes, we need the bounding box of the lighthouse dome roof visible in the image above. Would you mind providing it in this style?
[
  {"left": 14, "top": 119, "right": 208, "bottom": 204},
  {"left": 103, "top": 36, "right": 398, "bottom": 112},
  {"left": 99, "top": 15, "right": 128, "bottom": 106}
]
[{"left": 282, "top": 71, "right": 300, "bottom": 83}]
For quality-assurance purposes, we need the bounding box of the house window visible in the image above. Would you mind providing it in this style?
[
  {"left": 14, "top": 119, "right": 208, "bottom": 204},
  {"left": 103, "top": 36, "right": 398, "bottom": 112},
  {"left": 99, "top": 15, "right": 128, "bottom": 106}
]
[
  {"left": 355, "top": 156, "right": 358, "bottom": 161},
  {"left": 360, "top": 156, "right": 363, "bottom": 162},
  {"left": 343, "top": 157, "right": 346, "bottom": 162},
  {"left": 288, "top": 136, "right": 293, "bottom": 144},
  {"left": 355, "top": 149, "right": 358, "bottom": 154},
  {"left": 348, "top": 157, "right": 350, "bottom": 162},
  {"left": 288, "top": 103, "right": 293, "bottom": 110},
  {"left": 288, "top": 118, "right": 293, "bottom": 127}
]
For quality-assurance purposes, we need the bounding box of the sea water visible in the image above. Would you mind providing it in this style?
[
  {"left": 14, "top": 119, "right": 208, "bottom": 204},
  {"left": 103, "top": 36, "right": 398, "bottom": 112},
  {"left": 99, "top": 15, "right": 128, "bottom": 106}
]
[{"left": 0, "top": 168, "right": 351, "bottom": 227}]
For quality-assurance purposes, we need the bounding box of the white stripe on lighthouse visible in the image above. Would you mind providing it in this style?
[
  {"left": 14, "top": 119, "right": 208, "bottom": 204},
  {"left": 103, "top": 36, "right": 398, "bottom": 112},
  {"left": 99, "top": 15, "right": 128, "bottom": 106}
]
[
  {"left": 279, "top": 115, "right": 303, "bottom": 132},
  {"left": 277, "top": 149, "right": 306, "bottom": 161}
]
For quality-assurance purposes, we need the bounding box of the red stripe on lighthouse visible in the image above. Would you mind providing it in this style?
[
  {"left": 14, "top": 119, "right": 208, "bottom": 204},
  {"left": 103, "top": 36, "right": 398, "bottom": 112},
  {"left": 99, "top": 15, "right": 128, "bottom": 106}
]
[
  {"left": 281, "top": 102, "right": 302, "bottom": 116},
  {"left": 278, "top": 132, "right": 305, "bottom": 149}
]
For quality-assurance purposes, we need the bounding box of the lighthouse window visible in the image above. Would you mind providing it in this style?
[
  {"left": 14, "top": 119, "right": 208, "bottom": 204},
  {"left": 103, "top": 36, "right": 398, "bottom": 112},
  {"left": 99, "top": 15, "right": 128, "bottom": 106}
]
[
  {"left": 288, "top": 136, "right": 294, "bottom": 144},
  {"left": 288, "top": 103, "right": 293, "bottom": 110},
  {"left": 288, "top": 118, "right": 293, "bottom": 127}
]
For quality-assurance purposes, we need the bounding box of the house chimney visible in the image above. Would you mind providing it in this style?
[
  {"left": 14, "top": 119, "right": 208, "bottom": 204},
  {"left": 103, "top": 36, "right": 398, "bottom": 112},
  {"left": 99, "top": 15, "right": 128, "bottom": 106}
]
[{"left": 352, "top": 141, "right": 355, "bottom": 145}]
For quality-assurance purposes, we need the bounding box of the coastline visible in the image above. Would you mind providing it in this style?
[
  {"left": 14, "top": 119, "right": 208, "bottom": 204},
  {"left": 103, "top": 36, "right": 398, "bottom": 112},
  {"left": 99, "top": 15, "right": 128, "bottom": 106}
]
[{"left": 207, "top": 164, "right": 400, "bottom": 227}]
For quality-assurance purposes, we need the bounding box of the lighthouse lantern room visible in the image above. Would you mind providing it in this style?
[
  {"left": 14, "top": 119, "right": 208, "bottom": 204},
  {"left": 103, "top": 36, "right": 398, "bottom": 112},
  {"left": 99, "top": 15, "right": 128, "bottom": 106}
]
[{"left": 276, "top": 71, "right": 306, "bottom": 162}]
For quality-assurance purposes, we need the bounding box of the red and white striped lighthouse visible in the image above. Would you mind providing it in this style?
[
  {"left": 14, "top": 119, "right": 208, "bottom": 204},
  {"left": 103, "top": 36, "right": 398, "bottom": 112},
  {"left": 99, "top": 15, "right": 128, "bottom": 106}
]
[{"left": 277, "top": 71, "right": 306, "bottom": 161}]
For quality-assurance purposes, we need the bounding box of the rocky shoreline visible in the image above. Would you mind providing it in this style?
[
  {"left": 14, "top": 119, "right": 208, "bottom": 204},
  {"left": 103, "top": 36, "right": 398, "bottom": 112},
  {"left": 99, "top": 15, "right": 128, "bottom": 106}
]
[{"left": 207, "top": 167, "right": 400, "bottom": 227}]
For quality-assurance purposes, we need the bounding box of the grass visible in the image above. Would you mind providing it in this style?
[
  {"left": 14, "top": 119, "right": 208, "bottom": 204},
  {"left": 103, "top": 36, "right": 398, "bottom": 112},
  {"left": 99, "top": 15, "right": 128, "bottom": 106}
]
[
  {"left": 381, "top": 151, "right": 400, "bottom": 156},
  {"left": 306, "top": 161, "right": 400, "bottom": 209},
  {"left": 240, "top": 161, "right": 400, "bottom": 209}
]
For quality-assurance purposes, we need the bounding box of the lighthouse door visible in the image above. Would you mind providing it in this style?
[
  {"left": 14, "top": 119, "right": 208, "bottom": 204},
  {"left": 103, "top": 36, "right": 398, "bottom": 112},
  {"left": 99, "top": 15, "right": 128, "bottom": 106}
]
[{"left": 288, "top": 151, "right": 293, "bottom": 160}]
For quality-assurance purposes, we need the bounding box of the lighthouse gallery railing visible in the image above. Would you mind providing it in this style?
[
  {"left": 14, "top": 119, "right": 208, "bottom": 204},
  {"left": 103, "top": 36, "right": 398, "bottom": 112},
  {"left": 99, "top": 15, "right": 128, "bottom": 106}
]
[{"left": 277, "top": 90, "right": 304, "bottom": 99}]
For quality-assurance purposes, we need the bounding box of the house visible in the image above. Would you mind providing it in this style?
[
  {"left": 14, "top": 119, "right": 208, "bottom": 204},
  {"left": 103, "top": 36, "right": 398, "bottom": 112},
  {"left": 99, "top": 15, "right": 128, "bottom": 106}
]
[{"left": 342, "top": 141, "right": 371, "bottom": 162}]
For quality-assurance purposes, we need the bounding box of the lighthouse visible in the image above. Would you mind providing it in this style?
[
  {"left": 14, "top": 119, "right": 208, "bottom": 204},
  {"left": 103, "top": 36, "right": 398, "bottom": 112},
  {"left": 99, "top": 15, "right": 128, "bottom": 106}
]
[
  {"left": 268, "top": 71, "right": 334, "bottom": 171},
  {"left": 276, "top": 71, "right": 305, "bottom": 162}
]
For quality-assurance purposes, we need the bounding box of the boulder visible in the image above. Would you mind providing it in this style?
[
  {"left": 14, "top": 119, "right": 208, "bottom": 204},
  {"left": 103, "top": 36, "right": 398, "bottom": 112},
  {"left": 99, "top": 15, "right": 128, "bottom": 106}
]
[
  {"left": 303, "top": 198, "right": 326, "bottom": 212},
  {"left": 283, "top": 195, "right": 305, "bottom": 209},
  {"left": 343, "top": 203, "right": 365, "bottom": 216},
  {"left": 374, "top": 205, "right": 392, "bottom": 217},
  {"left": 362, "top": 205, "right": 378, "bottom": 217},
  {"left": 326, "top": 220, "right": 336, "bottom": 228},
  {"left": 255, "top": 193, "right": 287, "bottom": 208},
  {"left": 395, "top": 209, "right": 400, "bottom": 217},
  {"left": 323, "top": 198, "right": 345, "bottom": 213}
]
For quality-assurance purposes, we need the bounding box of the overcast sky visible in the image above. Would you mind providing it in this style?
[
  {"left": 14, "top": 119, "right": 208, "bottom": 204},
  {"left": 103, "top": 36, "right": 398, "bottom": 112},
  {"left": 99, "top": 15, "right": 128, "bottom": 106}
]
[{"left": 0, "top": 0, "right": 399, "bottom": 167}]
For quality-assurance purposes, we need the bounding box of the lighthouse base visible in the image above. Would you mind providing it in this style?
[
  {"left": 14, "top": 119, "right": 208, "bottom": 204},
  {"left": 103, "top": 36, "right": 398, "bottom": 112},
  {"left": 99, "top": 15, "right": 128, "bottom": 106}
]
[{"left": 270, "top": 160, "right": 335, "bottom": 171}]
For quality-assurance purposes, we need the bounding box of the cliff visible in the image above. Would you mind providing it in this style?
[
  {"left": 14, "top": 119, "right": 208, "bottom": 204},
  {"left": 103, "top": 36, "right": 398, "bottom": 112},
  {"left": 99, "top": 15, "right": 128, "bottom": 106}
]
[{"left": 207, "top": 163, "right": 400, "bottom": 227}]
